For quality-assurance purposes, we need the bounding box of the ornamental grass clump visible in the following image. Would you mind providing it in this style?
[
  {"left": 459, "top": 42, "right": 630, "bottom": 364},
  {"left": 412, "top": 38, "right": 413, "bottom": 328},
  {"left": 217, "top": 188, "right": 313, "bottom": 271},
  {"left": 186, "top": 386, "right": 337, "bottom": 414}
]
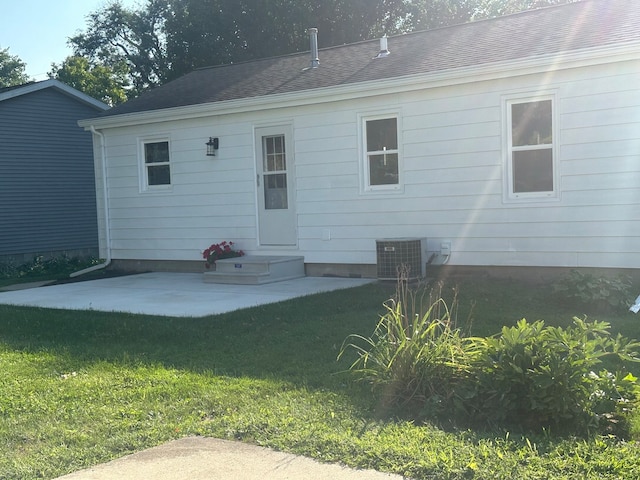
[{"left": 339, "top": 276, "right": 479, "bottom": 421}]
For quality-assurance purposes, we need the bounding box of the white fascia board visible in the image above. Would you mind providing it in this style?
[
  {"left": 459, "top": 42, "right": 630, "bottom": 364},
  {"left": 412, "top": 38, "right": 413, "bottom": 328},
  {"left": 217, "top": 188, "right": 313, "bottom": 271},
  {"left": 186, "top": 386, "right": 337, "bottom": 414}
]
[{"left": 79, "top": 41, "right": 640, "bottom": 131}]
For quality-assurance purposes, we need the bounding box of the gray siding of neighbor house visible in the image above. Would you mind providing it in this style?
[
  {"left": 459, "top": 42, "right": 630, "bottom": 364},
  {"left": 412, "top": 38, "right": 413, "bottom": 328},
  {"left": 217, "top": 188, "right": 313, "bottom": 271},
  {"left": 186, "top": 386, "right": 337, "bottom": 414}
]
[{"left": 0, "top": 87, "right": 101, "bottom": 260}]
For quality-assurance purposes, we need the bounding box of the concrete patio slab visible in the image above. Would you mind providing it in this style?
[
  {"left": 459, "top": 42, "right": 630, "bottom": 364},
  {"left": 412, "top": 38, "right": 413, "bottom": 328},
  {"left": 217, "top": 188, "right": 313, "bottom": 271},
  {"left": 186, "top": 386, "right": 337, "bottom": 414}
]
[{"left": 0, "top": 272, "right": 375, "bottom": 317}]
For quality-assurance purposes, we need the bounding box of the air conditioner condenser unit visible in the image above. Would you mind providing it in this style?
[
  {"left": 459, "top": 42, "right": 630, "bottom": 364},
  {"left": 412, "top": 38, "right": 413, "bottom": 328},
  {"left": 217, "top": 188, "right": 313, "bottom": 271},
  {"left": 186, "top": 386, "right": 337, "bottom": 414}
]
[{"left": 375, "top": 237, "right": 427, "bottom": 280}]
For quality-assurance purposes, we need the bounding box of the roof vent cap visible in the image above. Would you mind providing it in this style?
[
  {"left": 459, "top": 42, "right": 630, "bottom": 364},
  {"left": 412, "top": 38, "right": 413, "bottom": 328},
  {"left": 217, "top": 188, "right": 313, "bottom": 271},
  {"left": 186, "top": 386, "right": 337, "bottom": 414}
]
[
  {"left": 374, "top": 35, "right": 390, "bottom": 59},
  {"left": 308, "top": 28, "right": 320, "bottom": 69}
]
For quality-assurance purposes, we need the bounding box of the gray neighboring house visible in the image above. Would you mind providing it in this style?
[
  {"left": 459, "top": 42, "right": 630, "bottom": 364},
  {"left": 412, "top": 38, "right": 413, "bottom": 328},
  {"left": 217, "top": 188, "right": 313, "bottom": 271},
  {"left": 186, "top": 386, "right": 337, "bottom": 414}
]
[{"left": 0, "top": 79, "right": 108, "bottom": 264}]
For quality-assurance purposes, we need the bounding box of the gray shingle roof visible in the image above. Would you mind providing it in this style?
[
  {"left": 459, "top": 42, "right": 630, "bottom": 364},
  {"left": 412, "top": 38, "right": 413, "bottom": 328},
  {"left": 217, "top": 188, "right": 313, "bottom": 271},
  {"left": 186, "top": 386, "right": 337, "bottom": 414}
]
[{"left": 100, "top": 0, "right": 640, "bottom": 118}]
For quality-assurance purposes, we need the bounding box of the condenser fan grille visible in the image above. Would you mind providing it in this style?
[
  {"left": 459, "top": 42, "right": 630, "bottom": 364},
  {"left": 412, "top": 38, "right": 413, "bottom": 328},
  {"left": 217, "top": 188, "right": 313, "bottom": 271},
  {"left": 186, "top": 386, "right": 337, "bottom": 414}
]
[{"left": 376, "top": 238, "right": 426, "bottom": 280}]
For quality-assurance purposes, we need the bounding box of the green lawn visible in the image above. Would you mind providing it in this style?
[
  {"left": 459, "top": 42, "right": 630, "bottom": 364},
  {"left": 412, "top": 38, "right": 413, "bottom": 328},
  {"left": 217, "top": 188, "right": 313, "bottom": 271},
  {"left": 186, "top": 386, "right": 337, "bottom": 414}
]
[{"left": 1, "top": 278, "right": 639, "bottom": 479}]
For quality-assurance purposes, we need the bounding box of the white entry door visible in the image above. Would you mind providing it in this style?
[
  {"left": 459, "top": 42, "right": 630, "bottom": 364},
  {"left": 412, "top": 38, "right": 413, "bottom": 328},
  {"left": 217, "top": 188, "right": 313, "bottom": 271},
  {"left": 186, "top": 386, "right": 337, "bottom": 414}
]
[{"left": 255, "top": 125, "right": 297, "bottom": 246}]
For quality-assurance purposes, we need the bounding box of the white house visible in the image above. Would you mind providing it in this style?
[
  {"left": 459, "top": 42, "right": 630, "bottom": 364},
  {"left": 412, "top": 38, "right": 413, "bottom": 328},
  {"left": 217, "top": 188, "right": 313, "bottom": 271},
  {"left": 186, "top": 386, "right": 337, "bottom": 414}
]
[{"left": 79, "top": 0, "right": 640, "bottom": 279}]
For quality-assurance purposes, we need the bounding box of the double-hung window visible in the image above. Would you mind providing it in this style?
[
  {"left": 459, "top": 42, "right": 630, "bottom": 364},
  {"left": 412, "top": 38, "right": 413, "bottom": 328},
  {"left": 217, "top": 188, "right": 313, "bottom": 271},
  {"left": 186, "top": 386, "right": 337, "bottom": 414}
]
[
  {"left": 363, "top": 115, "right": 400, "bottom": 191},
  {"left": 141, "top": 138, "right": 171, "bottom": 190},
  {"left": 506, "top": 96, "right": 557, "bottom": 200}
]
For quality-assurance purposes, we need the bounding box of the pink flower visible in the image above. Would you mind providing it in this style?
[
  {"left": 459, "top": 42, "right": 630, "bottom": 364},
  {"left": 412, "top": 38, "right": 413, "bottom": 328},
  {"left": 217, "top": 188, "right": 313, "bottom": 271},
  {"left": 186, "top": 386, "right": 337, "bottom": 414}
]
[{"left": 202, "top": 241, "right": 244, "bottom": 265}]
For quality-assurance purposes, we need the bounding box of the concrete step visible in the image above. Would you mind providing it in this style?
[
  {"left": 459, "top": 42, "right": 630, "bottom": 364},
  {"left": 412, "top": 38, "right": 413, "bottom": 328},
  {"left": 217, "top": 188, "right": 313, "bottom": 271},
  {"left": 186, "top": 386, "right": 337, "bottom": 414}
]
[{"left": 203, "top": 255, "right": 305, "bottom": 285}]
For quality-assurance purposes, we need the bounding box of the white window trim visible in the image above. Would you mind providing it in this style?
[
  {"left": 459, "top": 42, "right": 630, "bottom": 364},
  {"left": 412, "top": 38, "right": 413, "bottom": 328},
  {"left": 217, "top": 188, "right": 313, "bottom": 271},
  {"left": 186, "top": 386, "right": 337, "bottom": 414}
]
[
  {"left": 138, "top": 135, "right": 172, "bottom": 193},
  {"left": 359, "top": 112, "right": 403, "bottom": 194},
  {"left": 503, "top": 93, "right": 559, "bottom": 203}
]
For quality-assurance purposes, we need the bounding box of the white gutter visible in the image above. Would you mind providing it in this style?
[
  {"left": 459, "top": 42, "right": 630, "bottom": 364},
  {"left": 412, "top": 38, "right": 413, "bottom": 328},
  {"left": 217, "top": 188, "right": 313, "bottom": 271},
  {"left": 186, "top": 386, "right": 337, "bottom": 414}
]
[{"left": 70, "top": 126, "right": 112, "bottom": 277}]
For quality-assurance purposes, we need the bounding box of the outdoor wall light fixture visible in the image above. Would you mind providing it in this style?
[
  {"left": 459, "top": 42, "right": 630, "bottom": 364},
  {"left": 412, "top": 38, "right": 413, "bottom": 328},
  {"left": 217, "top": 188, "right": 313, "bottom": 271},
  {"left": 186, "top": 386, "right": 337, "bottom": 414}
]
[{"left": 206, "top": 137, "right": 219, "bottom": 156}]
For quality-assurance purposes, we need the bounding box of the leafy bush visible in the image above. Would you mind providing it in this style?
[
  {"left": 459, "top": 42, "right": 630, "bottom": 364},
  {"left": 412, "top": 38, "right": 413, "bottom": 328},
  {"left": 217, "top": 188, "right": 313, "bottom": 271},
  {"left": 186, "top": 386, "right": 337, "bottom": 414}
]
[
  {"left": 588, "top": 370, "right": 640, "bottom": 436},
  {"left": 0, "top": 261, "right": 16, "bottom": 278},
  {"left": 466, "top": 318, "right": 640, "bottom": 435},
  {"left": 0, "top": 255, "right": 100, "bottom": 280},
  {"left": 552, "top": 270, "right": 634, "bottom": 312}
]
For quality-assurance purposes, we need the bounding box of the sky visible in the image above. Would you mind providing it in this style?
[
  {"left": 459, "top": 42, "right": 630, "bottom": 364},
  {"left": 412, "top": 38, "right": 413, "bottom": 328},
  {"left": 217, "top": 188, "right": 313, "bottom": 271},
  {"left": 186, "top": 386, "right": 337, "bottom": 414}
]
[{"left": 1, "top": 0, "right": 140, "bottom": 81}]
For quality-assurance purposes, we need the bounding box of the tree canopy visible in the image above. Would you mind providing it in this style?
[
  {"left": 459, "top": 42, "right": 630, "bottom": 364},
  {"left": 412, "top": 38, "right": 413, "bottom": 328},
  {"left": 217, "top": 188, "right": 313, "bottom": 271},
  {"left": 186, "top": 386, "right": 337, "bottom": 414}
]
[
  {"left": 69, "top": 0, "right": 578, "bottom": 96},
  {"left": 69, "top": 0, "right": 169, "bottom": 96},
  {"left": 0, "top": 47, "right": 30, "bottom": 88},
  {"left": 49, "top": 56, "right": 129, "bottom": 106}
]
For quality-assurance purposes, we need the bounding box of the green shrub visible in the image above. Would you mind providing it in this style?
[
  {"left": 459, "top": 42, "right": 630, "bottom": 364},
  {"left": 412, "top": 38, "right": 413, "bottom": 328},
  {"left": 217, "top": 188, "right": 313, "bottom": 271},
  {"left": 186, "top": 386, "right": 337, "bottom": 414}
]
[
  {"left": 588, "top": 370, "right": 640, "bottom": 436},
  {"left": 0, "top": 261, "right": 17, "bottom": 278},
  {"left": 467, "top": 318, "right": 640, "bottom": 436},
  {"left": 0, "top": 255, "right": 100, "bottom": 280},
  {"left": 552, "top": 270, "right": 634, "bottom": 313}
]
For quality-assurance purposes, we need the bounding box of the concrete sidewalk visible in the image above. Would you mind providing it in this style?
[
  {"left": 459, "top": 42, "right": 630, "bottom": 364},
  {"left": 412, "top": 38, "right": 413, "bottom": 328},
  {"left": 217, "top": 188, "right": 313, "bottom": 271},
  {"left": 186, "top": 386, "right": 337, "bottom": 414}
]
[
  {"left": 55, "top": 437, "right": 404, "bottom": 480},
  {"left": 0, "top": 272, "right": 374, "bottom": 317}
]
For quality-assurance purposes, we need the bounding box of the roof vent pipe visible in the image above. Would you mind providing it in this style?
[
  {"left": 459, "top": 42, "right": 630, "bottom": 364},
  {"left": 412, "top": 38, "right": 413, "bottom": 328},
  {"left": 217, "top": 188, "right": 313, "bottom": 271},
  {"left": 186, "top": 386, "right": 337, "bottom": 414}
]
[
  {"left": 308, "top": 28, "right": 320, "bottom": 68},
  {"left": 375, "top": 35, "right": 390, "bottom": 58}
]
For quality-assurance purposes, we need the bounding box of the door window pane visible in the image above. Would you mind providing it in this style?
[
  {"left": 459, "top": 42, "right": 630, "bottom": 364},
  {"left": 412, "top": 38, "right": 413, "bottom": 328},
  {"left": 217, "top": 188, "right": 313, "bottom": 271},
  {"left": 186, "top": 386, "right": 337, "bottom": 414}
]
[
  {"left": 264, "top": 173, "right": 288, "bottom": 209},
  {"left": 262, "top": 134, "right": 288, "bottom": 209},
  {"left": 263, "top": 135, "right": 286, "bottom": 172}
]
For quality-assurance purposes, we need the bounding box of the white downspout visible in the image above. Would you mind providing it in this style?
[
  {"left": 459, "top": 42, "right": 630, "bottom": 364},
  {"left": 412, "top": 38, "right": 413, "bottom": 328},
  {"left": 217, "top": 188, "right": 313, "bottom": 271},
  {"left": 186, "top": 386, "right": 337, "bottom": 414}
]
[{"left": 70, "top": 125, "right": 112, "bottom": 277}]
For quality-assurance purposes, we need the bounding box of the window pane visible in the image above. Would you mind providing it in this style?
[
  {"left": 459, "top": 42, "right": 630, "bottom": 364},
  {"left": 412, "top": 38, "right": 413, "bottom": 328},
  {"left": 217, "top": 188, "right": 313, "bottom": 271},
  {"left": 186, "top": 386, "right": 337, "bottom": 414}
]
[
  {"left": 366, "top": 118, "right": 397, "bottom": 151},
  {"left": 145, "top": 141, "right": 169, "bottom": 164},
  {"left": 513, "top": 149, "right": 553, "bottom": 193},
  {"left": 512, "top": 100, "right": 552, "bottom": 146},
  {"left": 147, "top": 164, "right": 171, "bottom": 186},
  {"left": 263, "top": 135, "right": 286, "bottom": 172},
  {"left": 274, "top": 135, "right": 283, "bottom": 154},
  {"left": 264, "top": 173, "right": 288, "bottom": 209},
  {"left": 369, "top": 153, "right": 398, "bottom": 185}
]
